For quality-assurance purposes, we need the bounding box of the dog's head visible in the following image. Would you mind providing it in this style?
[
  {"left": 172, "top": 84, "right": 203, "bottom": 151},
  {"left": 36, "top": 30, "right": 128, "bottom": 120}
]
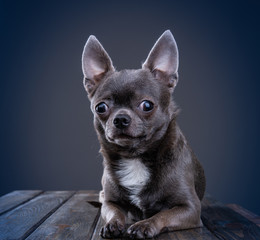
[{"left": 82, "top": 30, "right": 179, "bottom": 150}]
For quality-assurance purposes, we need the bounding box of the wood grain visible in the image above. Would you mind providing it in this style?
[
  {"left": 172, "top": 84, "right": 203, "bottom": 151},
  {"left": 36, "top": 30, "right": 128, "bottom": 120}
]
[
  {"left": 0, "top": 190, "right": 42, "bottom": 215},
  {"left": 26, "top": 191, "right": 101, "bottom": 240},
  {"left": 0, "top": 190, "right": 259, "bottom": 240},
  {"left": 202, "top": 196, "right": 260, "bottom": 240},
  {"left": 227, "top": 204, "right": 260, "bottom": 227},
  {"left": 157, "top": 227, "right": 219, "bottom": 240},
  {"left": 0, "top": 191, "right": 74, "bottom": 240}
]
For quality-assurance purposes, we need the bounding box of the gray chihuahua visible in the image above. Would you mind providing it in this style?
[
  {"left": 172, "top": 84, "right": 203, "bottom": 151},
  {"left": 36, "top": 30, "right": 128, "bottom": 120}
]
[{"left": 82, "top": 30, "right": 206, "bottom": 239}]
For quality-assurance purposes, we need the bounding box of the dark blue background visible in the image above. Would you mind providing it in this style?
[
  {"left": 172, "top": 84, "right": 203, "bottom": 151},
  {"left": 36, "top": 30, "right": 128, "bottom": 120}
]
[{"left": 1, "top": 0, "right": 260, "bottom": 214}]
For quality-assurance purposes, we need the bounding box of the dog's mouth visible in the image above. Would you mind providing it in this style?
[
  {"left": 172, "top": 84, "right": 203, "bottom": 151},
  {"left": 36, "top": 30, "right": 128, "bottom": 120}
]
[
  {"left": 107, "top": 133, "right": 146, "bottom": 146},
  {"left": 117, "top": 134, "right": 136, "bottom": 139},
  {"left": 108, "top": 134, "right": 145, "bottom": 141}
]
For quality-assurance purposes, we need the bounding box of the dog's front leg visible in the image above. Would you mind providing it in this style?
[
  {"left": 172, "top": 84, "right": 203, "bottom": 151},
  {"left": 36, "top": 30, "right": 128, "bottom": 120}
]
[
  {"left": 127, "top": 202, "right": 202, "bottom": 239},
  {"left": 100, "top": 200, "right": 127, "bottom": 238}
]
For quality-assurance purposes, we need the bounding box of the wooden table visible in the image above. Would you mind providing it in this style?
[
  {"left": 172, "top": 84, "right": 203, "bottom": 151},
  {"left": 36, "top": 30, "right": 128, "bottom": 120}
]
[{"left": 0, "top": 191, "right": 259, "bottom": 240}]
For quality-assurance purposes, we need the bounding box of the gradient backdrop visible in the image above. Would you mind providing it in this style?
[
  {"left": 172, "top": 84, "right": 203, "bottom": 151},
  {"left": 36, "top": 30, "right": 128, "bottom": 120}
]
[{"left": 1, "top": 1, "right": 260, "bottom": 215}]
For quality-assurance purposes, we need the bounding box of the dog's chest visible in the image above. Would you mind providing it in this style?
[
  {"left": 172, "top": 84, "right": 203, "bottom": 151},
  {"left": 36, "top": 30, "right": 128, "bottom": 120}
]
[{"left": 115, "top": 159, "right": 150, "bottom": 208}]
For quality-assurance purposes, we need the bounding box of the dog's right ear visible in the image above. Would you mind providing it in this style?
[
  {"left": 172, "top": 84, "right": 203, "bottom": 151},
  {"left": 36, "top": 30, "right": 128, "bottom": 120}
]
[{"left": 82, "top": 35, "right": 115, "bottom": 96}]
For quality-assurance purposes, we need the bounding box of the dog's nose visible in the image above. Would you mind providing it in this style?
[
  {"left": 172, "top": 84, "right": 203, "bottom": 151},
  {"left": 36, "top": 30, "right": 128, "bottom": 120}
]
[{"left": 113, "top": 114, "right": 131, "bottom": 129}]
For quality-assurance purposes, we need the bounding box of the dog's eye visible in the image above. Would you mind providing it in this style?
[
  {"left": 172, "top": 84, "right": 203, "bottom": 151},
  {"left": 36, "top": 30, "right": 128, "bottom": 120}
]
[
  {"left": 95, "top": 102, "right": 108, "bottom": 114},
  {"left": 140, "top": 100, "right": 154, "bottom": 112}
]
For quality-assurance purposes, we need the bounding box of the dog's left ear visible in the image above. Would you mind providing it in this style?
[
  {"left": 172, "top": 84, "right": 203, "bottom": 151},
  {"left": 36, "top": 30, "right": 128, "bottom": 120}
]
[{"left": 142, "top": 30, "right": 179, "bottom": 89}]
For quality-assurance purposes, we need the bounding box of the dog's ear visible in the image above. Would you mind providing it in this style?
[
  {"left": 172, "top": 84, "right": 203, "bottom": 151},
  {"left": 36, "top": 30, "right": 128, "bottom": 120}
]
[
  {"left": 142, "top": 30, "right": 179, "bottom": 89},
  {"left": 82, "top": 35, "right": 115, "bottom": 96}
]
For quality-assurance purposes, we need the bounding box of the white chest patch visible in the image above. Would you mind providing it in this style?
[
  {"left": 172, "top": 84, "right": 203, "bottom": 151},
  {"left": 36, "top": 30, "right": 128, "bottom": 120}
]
[{"left": 116, "top": 159, "right": 150, "bottom": 207}]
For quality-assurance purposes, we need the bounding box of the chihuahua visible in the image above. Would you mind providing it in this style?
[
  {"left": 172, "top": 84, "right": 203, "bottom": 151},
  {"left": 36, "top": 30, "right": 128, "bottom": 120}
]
[{"left": 82, "top": 30, "right": 206, "bottom": 239}]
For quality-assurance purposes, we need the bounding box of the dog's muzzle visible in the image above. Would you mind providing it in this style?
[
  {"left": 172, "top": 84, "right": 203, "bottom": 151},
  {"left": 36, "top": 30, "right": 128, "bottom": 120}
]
[{"left": 113, "top": 114, "right": 131, "bottom": 129}]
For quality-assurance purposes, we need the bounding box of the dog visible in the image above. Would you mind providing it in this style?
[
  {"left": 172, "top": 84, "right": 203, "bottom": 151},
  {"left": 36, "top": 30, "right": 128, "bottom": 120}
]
[{"left": 82, "top": 30, "right": 206, "bottom": 239}]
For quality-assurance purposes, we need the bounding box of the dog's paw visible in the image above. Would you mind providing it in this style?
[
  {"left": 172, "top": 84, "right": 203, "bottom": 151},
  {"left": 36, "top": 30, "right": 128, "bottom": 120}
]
[
  {"left": 127, "top": 220, "right": 158, "bottom": 239},
  {"left": 100, "top": 220, "right": 126, "bottom": 239}
]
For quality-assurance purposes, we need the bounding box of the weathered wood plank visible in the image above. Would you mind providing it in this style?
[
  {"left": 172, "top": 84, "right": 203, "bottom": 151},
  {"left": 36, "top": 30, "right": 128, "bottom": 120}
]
[
  {"left": 202, "top": 195, "right": 260, "bottom": 240},
  {"left": 1, "top": 190, "right": 258, "bottom": 240},
  {"left": 0, "top": 191, "right": 74, "bottom": 240},
  {"left": 227, "top": 204, "right": 260, "bottom": 227},
  {"left": 26, "top": 191, "right": 101, "bottom": 240},
  {"left": 0, "top": 190, "right": 42, "bottom": 215},
  {"left": 157, "top": 227, "right": 219, "bottom": 240}
]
